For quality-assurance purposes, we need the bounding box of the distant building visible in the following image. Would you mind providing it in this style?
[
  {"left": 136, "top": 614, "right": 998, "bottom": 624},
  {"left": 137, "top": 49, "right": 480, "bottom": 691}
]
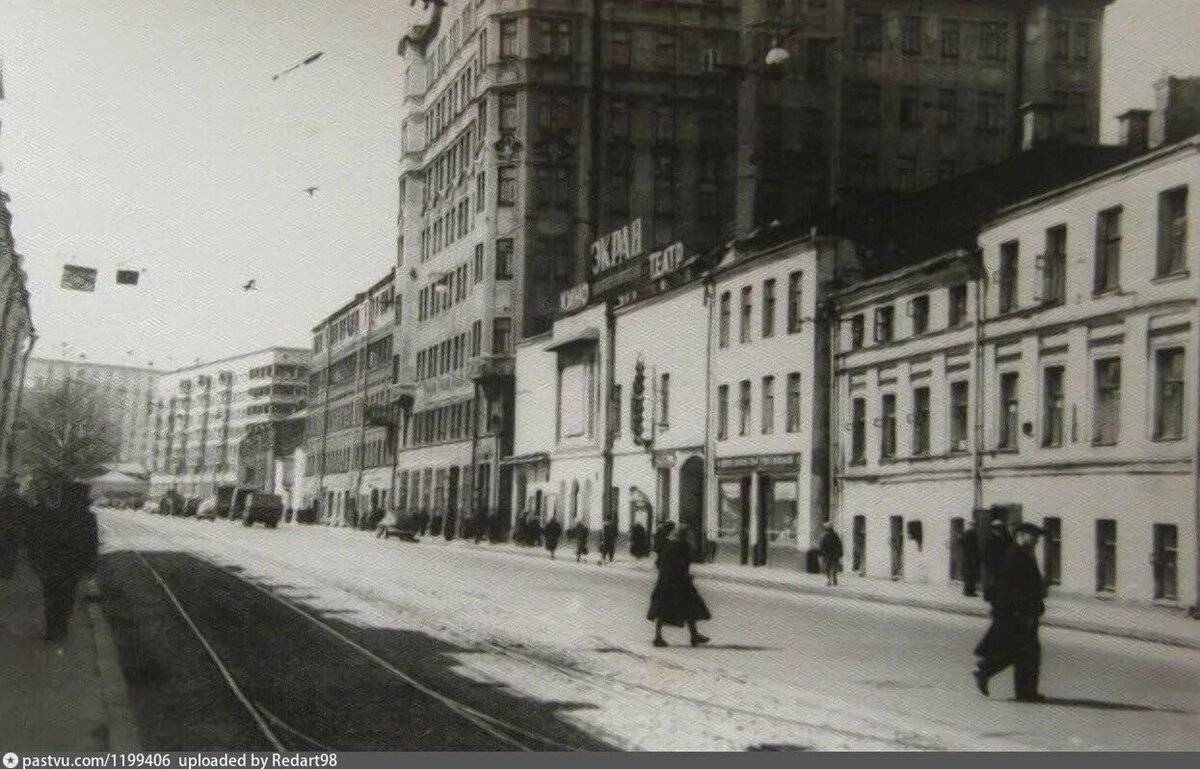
[
  {"left": 24, "top": 358, "right": 160, "bottom": 470},
  {"left": 304, "top": 271, "right": 397, "bottom": 527},
  {"left": 832, "top": 132, "right": 1199, "bottom": 606},
  {"left": 0, "top": 189, "right": 35, "bottom": 481},
  {"left": 147, "top": 347, "right": 309, "bottom": 498}
]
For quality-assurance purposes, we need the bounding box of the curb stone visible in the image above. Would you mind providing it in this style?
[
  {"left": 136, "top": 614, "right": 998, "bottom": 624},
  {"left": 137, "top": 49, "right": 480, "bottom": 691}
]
[{"left": 83, "top": 578, "right": 142, "bottom": 751}]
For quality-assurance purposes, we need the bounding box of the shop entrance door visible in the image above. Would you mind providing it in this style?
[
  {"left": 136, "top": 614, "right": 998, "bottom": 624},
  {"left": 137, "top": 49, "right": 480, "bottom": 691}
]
[
  {"left": 446, "top": 466, "right": 460, "bottom": 539},
  {"left": 739, "top": 476, "right": 751, "bottom": 565},
  {"left": 679, "top": 457, "right": 705, "bottom": 561},
  {"left": 754, "top": 475, "right": 771, "bottom": 566}
]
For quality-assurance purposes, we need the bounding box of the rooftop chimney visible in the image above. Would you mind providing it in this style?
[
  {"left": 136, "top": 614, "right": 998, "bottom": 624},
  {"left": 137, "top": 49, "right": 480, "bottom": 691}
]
[
  {"left": 1116, "top": 109, "right": 1152, "bottom": 153},
  {"left": 1019, "top": 102, "right": 1061, "bottom": 151}
]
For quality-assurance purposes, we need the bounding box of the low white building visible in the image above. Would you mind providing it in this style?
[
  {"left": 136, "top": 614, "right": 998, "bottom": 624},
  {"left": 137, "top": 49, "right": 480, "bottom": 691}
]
[{"left": 833, "top": 133, "right": 1199, "bottom": 607}]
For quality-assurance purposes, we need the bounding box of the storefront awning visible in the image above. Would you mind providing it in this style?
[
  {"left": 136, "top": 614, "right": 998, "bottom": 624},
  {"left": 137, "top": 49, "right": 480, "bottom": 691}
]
[
  {"left": 500, "top": 452, "right": 551, "bottom": 467},
  {"left": 544, "top": 327, "right": 600, "bottom": 352}
]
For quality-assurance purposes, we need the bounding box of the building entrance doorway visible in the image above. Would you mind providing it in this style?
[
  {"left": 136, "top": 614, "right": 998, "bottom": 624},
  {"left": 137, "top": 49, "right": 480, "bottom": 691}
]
[
  {"left": 679, "top": 456, "right": 705, "bottom": 561},
  {"left": 446, "top": 466, "right": 460, "bottom": 539}
]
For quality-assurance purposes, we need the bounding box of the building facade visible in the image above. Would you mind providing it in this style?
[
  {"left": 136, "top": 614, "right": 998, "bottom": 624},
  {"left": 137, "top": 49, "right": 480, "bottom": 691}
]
[
  {"left": 736, "top": 0, "right": 1111, "bottom": 231},
  {"left": 305, "top": 271, "right": 398, "bottom": 526},
  {"left": 147, "top": 347, "right": 309, "bottom": 498},
  {"left": 24, "top": 358, "right": 160, "bottom": 470},
  {"left": 0, "top": 189, "right": 35, "bottom": 482},
  {"left": 833, "top": 135, "right": 1199, "bottom": 607}
]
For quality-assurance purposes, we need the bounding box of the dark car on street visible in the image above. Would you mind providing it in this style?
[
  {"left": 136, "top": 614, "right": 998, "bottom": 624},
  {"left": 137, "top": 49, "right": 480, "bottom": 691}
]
[{"left": 233, "top": 490, "right": 284, "bottom": 528}]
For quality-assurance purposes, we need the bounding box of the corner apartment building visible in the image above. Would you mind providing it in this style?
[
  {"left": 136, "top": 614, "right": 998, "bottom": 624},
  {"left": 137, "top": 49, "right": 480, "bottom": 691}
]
[
  {"left": 305, "top": 271, "right": 398, "bottom": 526},
  {"left": 148, "top": 347, "right": 309, "bottom": 498},
  {"left": 833, "top": 132, "right": 1199, "bottom": 607},
  {"left": 24, "top": 358, "right": 160, "bottom": 470},
  {"left": 0, "top": 188, "right": 35, "bottom": 481},
  {"left": 736, "top": 0, "right": 1109, "bottom": 231}
]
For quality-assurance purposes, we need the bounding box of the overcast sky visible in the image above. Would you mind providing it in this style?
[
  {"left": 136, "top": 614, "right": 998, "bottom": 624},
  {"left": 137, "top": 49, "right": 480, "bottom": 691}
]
[{"left": 0, "top": 0, "right": 1196, "bottom": 371}]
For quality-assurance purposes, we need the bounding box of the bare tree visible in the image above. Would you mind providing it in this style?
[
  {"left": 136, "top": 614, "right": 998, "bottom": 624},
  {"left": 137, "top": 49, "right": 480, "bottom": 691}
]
[{"left": 15, "top": 377, "right": 119, "bottom": 498}]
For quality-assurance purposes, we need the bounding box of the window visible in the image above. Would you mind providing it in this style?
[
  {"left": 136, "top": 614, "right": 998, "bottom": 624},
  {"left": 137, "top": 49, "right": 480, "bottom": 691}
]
[
  {"left": 1073, "top": 22, "right": 1091, "bottom": 62},
  {"left": 850, "top": 314, "right": 865, "bottom": 349},
  {"left": 1153, "top": 523, "right": 1178, "bottom": 600},
  {"left": 1154, "top": 348, "right": 1185, "bottom": 441},
  {"left": 739, "top": 286, "right": 753, "bottom": 343},
  {"left": 949, "top": 381, "right": 969, "bottom": 453},
  {"left": 948, "top": 284, "right": 967, "bottom": 326},
  {"left": 787, "top": 271, "right": 803, "bottom": 333},
  {"left": 1096, "top": 519, "right": 1116, "bottom": 592},
  {"left": 498, "top": 166, "right": 517, "bottom": 205},
  {"left": 610, "top": 27, "right": 631, "bottom": 68},
  {"left": 1042, "top": 366, "right": 1064, "bottom": 447},
  {"left": 718, "top": 291, "right": 731, "bottom": 348},
  {"left": 786, "top": 373, "right": 801, "bottom": 433},
  {"left": 912, "top": 387, "right": 930, "bottom": 455},
  {"left": 659, "top": 373, "right": 670, "bottom": 428},
  {"left": 654, "top": 103, "right": 675, "bottom": 145},
  {"left": 492, "top": 318, "right": 512, "bottom": 354},
  {"left": 901, "top": 16, "right": 922, "bottom": 55},
  {"left": 761, "top": 376, "right": 775, "bottom": 435},
  {"left": 854, "top": 13, "right": 883, "bottom": 52},
  {"left": 1052, "top": 21, "right": 1069, "bottom": 61},
  {"left": 472, "top": 243, "right": 483, "bottom": 283},
  {"left": 999, "top": 240, "right": 1019, "bottom": 313},
  {"left": 495, "top": 238, "right": 513, "bottom": 279},
  {"left": 739, "top": 380, "right": 751, "bottom": 436},
  {"left": 1093, "top": 358, "right": 1121, "bottom": 446},
  {"left": 852, "top": 83, "right": 881, "bottom": 127},
  {"left": 980, "top": 22, "right": 1007, "bottom": 61},
  {"left": 500, "top": 19, "right": 518, "bottom": 59},
  {"left": 873, "top": 306, "right": 894, "bottom": 343},
  {"left": 1043, "top": 225, "right": 1067, "bottom": 304},
  {"left": 717, "top": 385, "right": 729, "bottom": 440},
  {"left": 938, "top": 89, "right": 959, "bottom": 133},
  {"left": 880, "top": 393, "right": 896, "bottom": 459},
  {"left": 656, "top": 32, "right": 676, "bottom": 69},
  {"left": 911, "top": 295, "right": 929, "bottom": 335},
  {"left": 610, "top": 99, "right": 630, "bottom": 139},
  {"left": 1094, "top": 207, "right": 1122, "bottom": 293},
  {"left": 499, "top": 94, "right": 518, "bottom": 134},
  {"left": 1157, "top": 186, "right": 1188, "bottom": 277},
  {"left": 761, "top": 279, "right": 776, "bottom": 338},
  {"left": 978, "top": 91, "right": 1004, "bottom": 133},
  {"left": 538, "top": 19, "right": 571, "bottom": 59},
  {"left": 851, "top": 398, "right": 866, "bottom": 463},
  {"left": 653, "top": 176, "right": 675, "bottom": 217},
  {"left": 611, "top": 384, "right": 622, "bottom": 436},
  {"left": 475, "top": 172, "right": 486, "bottom": 212},
  {"left": 999, "top": 372, "right": 1019, "bottom": 450},
  {"left": 941, "top": 19, "right": 960, "bottom": 58},
  {"left": 900, "top": 88, "right": 920, "bottom": 129}
]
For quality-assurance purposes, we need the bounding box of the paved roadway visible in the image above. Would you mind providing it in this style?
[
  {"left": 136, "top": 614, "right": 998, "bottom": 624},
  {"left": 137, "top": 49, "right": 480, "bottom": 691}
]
[{"left": 96, "top": 510, "right": 1200, "bottom": 751}]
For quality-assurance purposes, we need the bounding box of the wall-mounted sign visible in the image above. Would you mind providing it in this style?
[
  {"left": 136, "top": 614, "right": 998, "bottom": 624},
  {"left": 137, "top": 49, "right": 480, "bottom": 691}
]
[
  {"left": 715, "top": 453, "right": 801, "bottom": 475},
  {"left": 591, "top": 219, "right": 644, "bottom": 277},
  {"left": 558, "top": 282, "right": 590, "bottom": 314}
]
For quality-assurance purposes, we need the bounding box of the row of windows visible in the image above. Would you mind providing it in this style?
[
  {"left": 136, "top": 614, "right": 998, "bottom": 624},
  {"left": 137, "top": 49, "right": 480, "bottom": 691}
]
[
  {"left": 995, "top": 185, "right": 1189, "bottom": 314},
  {"left": 420, "top": 196, "right": 473, "bottom": 263},
  {"left": 417, "top": 260, "right": 473, "bottom": 322},
  {"left": 247, "top": 384, "right": 306, "bottom": 398},
  {"left": 319, "top": 437, "right": 393, "bottom": 475},
  {"left": 424, "top": 39, "right": 478, "bottom": 147},
  {"left": 243, "top": 402, "right": 303, "bottom": 418},
  {"left": 851, "top": 85, "right": 1008, "bottom": 134},
  {"left": 847, "top": 347, "right": 1188, "bottom": 464},
  {"left": 849, "top": 284, "right": 969, "bottom": 349},
  {"left": 416, "top": 322, "right": 481, "bottom": 382},
  {"left": 409, "top": 399, "right": 476, "bottom": 447},
  {"left": 717, "top": 272, "right": 804, "bottom": 348},
  {"left": 852, "top": 13, "right": 1090, "bottom": 63},
  {"left": 424, "top": 124, "right": 477, "bottom": 207},
  {"left": 394, "top": 463, "right": 491, "bottom": 516},
  {"left": 716, "top": 374, "right": 803, "bottom": 440}
]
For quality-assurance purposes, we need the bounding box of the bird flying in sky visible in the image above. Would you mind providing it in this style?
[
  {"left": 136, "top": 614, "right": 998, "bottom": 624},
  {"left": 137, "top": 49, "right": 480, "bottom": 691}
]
[
  {"left": 271, "top": 51, "right": 325, "bottom": 81},
  {"left": 243, "top": 280, "right": 257, "bottom": 291},
  {"left": 303, "top": 186, "right": 318, "bottom": 196}
]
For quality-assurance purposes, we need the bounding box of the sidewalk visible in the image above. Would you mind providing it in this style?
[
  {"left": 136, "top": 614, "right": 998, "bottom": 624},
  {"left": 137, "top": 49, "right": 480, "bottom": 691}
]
[
  {"left": 340, "top": 526, "right": 1200, "bottom": 651},
  {"left": 0, "top": 557, "right": 140, "bottom": 751}
]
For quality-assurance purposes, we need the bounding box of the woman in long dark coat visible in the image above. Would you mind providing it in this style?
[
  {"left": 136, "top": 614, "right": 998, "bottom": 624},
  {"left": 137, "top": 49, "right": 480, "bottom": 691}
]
[
  {"left": 647, "top": 522, "right": 711, "bottom": 647},
  {"left": 543, "top": 517, "right": 562, "bottom": 559}
]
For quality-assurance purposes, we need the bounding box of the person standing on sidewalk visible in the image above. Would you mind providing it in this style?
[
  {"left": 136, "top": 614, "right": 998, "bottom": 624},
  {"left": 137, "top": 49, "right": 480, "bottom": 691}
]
[
  {"left": 598, "top": 514, "right": 618, "bottom": 564},
  {"left": 543, "top": 516, "right": 562, "bottom": 559},
  {"left": 647, "top": 522, "right": 711, "bottom": 648},
  {"left": 973, "top": 522, "right": 1047, "bottom": 703},
  {"left": 819, "top": 522, "right": 844, "bottom": 586},
  {"left": 571, "top": 519, "right": 590, "bottom": 563},
  {"left": 0, "top": 479, "right": 30, "bottom": 579},
  {"left": 26, "top": 482, "right": 99, "bottom": 643}
]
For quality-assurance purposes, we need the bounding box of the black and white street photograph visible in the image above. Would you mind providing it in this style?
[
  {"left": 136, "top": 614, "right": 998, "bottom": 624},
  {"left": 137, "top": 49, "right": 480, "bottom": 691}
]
[{"left": 0, "top": 0, "right": 1198, "bottom": 755}]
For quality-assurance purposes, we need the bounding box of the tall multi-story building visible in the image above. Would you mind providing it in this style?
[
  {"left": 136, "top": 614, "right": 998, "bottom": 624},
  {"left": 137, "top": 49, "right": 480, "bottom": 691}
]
[
  {"left": 0, "top": 188, "right": 35, "bottom": 481},
  {"left": 736, "top": 0, "right": 1110, "bottom": 231},
  {"left": 147, "top": 347, "right": 308, "bottom": 498},
  {"left": 24, "top": 358, "right": 160, "bottom": 470},
  {"left": 304, "top": 271, "right": 398, "bottom": 526}
]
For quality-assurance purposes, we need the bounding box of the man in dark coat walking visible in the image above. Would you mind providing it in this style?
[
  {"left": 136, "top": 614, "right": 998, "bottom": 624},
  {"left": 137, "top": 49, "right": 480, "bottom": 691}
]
[
  {"left": 543, "top": 516, "right": 562, "bottom": 559},
  {"left": 629, "top": 521, "right": 650, "bottom": 559},
  {"left": 982, "top": 518, "right": 1011, "bottom": 604},
  {"left": 962, "top": 520, "right": 981, "bottom": 596},
  {"left": 647, "top": 522, "right": 711, "bottom": 647},
  {"left": 570, "top": 520, "right": 589, "bottom": 562},
  {"left": 598, "top": 515, "right": 618, "bottom": 564},
  {"left": 973, "top": 522, "right": 1047, "bottom": 703},
  {"left": 26, "top": 482, "right": 99, "bottom": 642},
  {"left": 819, "top": 522, "right": 844, "bottom": 586},
  {"left": 0, "top": 479, "right": 30, "bottom": 579}
]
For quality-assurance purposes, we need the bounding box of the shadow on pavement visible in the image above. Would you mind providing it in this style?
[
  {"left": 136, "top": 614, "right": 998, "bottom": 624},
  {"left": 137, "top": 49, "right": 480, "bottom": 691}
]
[
  {"left": 97, "top": 549, "right": 620, "bottom": 751},
  {"left": 1038, "top": 696, "right": 1193, "bottom": 715}
]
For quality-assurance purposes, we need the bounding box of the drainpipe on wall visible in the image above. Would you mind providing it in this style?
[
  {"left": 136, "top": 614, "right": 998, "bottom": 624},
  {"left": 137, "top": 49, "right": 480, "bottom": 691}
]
[
  {"left": 702, "top": 271, "right": 716, "bottom": 551},
  {"left": 600, "top": 300, "right": 616, "bottom": 530},
  {"left": 827, "top": 289, "right": 841, "bottom": 531},
  {"left": 316, "top": 329, "right": 332, "bottom": 522}
]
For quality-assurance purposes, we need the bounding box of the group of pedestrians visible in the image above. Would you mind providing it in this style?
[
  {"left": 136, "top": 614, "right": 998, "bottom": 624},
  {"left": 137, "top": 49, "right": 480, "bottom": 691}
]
[{"left": 1, "top": 478, "right": 100, "bottom": 643}]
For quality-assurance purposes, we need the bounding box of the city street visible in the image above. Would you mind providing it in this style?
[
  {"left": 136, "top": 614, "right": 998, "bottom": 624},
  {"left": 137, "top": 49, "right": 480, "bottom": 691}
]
[{"left": 95, "top": 510, "right": 1199, "bottom": 752}]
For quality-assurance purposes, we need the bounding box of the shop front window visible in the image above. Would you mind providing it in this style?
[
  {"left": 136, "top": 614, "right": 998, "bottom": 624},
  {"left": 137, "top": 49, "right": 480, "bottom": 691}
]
[
  {"left": 717, "top": 481, "right": 743, "bottom": 540},
  {"left": 766, "top": 479, "right": 798, "bottom": 544}
]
